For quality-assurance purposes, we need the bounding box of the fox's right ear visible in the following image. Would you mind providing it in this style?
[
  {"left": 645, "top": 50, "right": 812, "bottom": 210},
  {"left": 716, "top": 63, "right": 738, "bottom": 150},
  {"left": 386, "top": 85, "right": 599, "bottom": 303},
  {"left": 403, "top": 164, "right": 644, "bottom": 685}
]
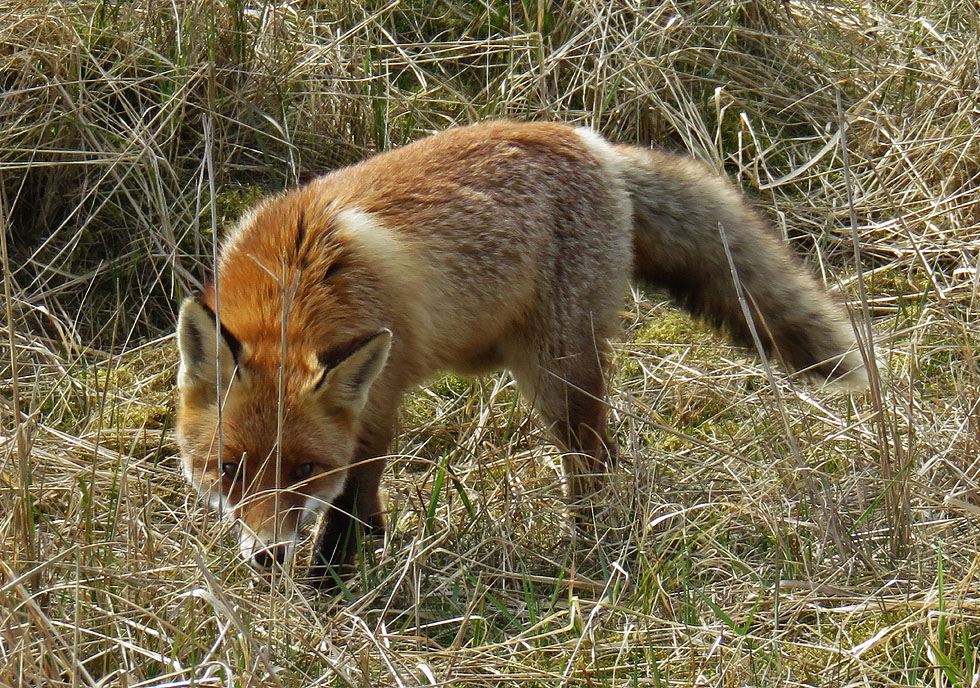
[
  {"left": 176, "top": 297, "right": 242, "bottom": 399},
  {"left": 313, "top": 329, "right": 392, "bottom": 414}
]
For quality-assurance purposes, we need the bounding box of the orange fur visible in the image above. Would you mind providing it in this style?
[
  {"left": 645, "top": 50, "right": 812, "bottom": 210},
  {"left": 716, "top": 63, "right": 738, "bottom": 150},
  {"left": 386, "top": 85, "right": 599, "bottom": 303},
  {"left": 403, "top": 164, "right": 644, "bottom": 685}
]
[{"left": 176, "top": 121, "right": 867, "bottom": 581}]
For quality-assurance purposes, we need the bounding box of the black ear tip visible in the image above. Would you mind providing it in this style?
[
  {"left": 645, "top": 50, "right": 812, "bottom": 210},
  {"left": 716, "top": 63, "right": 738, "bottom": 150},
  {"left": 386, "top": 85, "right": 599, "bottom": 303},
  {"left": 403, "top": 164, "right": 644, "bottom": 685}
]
[{"left": 179, "top": 294, "right": 215, "bottom": 319}]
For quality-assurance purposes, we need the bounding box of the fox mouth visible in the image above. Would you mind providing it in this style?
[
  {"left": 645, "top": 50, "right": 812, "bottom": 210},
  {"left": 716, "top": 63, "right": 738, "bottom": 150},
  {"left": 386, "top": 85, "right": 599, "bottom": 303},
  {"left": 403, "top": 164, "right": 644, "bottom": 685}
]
[
  {"left": 234, "top": 496, "right": 334, "bottom": 572},
  {"left": 238, "top": 527, "right": 298, "bottom": 573}
]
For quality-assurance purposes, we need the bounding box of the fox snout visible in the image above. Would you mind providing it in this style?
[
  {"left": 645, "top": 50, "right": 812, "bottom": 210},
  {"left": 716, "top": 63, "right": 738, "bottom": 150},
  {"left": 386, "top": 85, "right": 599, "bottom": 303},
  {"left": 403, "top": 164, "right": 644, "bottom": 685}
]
[
  {"left": 238, "top": 526, "right": 293, "bottom": 572},
  {"left": 235, "top": 497, "right": 311, "bottom": 573}
]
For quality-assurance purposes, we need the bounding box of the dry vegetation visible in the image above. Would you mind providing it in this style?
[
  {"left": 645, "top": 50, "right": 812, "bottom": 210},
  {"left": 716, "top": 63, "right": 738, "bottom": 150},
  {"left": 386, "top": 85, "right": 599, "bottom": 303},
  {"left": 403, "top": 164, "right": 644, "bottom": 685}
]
[{"left": 2, "top": 0, "right": 979, "bottom": 686}]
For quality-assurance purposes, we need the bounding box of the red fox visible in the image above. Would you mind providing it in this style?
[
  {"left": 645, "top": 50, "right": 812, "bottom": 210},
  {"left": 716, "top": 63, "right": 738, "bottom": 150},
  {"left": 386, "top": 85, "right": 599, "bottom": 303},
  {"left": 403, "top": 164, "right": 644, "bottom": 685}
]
[{"left": 176, "top": 120, "right": 867, "bottom": 581}]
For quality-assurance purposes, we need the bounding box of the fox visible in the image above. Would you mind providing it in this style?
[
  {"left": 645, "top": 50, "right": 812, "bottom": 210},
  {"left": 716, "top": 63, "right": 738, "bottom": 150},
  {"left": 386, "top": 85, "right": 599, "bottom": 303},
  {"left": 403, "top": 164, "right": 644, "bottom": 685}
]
[{"left": 175, "top": 120, "right": 868, "bottom": 583}]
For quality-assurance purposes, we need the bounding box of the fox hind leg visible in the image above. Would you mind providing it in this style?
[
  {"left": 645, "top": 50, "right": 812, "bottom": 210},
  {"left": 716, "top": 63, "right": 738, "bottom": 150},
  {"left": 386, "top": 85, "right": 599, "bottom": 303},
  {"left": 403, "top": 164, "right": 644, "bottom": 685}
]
[{"left": 511, "top": 339, "right": 617, "bottom": 511}]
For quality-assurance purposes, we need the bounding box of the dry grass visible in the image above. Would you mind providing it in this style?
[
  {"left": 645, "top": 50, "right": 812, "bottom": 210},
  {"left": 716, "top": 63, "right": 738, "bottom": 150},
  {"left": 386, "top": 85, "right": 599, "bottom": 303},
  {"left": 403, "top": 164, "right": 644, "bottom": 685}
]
[{"left": 2, "top": 1, "right": 979, "bottom": 686}]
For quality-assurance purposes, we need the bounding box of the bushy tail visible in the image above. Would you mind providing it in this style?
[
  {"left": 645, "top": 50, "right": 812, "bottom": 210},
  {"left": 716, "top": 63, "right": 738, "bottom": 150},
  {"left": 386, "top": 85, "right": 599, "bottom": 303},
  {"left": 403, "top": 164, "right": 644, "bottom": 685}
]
[{"left": 614, "top": 144, "right": 868, "bottom": 389}]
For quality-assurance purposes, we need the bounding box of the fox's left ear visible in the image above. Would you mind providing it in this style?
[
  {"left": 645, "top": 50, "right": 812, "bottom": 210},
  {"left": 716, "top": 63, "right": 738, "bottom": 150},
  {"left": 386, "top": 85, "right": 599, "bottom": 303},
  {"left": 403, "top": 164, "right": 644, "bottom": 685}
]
[
  {"left": 313, "top": 329, "right": 392, "bottom": 413},
  {"left": 176, "top": 297, "right": 242, "bottom": 400}
]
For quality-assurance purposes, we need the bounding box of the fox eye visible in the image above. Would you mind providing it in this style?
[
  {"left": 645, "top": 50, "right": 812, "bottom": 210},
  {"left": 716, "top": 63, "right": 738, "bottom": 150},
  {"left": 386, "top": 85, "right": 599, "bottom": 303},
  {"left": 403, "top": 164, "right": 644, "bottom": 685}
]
[
  {"left": 292, "top": 463, "right": 315, "bottom": 481},
  {"left": 222, "top": 462, "right": 242, "bottom": 482}
]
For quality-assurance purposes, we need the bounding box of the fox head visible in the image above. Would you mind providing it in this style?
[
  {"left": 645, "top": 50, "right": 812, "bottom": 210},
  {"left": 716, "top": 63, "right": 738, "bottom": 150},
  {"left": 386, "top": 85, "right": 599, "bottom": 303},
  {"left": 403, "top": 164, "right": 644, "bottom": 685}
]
[{"left": 174, "top": 297, "right": 391, "bottom": 573}]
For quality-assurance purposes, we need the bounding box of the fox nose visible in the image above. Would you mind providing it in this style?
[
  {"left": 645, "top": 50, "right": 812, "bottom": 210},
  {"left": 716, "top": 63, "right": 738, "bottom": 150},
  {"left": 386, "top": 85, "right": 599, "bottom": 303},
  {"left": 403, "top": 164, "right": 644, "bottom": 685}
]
[{"left": 252, "top": 544, "right": 287, "bottom": 570}]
